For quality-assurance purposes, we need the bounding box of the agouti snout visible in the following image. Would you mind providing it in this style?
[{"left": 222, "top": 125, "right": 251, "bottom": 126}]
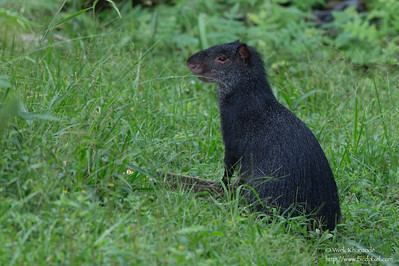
[
  {"left": 187, "top": 40, "right": 341, "bottom": 230},
  {"left": 186, "top": 61, "right": 203, "bottom": 75}
]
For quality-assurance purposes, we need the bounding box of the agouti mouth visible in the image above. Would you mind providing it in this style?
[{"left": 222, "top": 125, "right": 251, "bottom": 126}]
[{"left": 198, "top": 76, "right": 212, "bottom": 82}]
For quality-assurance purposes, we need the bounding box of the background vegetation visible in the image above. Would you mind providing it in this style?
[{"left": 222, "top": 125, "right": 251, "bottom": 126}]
[{"left": 0, "top": 0, "right": 398, "bottom": 264}]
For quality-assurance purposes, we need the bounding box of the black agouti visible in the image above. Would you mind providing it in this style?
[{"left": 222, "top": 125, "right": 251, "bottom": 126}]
[{"left": 187, "top": 41, "right": 341, "bottom": 230}]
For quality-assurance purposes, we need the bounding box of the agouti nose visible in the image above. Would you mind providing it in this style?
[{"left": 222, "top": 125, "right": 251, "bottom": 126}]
[{"left": 187, "top": 62, "right": 203, "bottom": 74}]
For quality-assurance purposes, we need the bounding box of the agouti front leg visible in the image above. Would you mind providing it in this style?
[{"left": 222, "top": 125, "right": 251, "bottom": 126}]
[
  {"left": 222, "top": 167, "right": 233, "bottom": 186},
  {"left": 222, "top": 153, "right": 236, "bottom": 186}
]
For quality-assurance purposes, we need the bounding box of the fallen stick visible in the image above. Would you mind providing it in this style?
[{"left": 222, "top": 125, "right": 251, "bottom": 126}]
[
  {"left": 127, "top": 163, "right": 233, "bottom": 197},
  {"left": 161, "top": 172, "right": 225, "bottom": 197}
]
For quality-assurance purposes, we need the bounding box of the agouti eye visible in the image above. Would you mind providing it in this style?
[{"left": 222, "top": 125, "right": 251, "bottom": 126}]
[{"left": 215, "top": 56, "right": 228, "bottom": 63}]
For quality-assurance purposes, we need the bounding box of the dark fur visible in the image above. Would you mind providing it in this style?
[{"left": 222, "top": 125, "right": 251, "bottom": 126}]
[{"left": 187, "top": 41, "right": 341, "bottom": 230}]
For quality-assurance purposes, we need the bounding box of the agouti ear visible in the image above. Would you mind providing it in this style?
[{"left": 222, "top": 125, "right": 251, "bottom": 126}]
[{"left": 238, "top": 44, "right": 251, "bottom": 64}]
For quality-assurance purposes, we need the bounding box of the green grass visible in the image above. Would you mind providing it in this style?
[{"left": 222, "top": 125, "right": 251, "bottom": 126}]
[{"left": 1, "top": 1, "right": 398, "bottom": 265}]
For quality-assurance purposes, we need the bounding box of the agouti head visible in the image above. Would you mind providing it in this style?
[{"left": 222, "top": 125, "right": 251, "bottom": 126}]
[{"left": 187, "top": 40, "right": 267, "bottom": 97}]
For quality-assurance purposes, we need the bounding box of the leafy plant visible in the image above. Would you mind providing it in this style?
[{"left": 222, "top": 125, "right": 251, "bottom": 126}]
[
  {"left": 329, "top": 6, "right": 399, "bottom": 64},
  {"left": 0, "top": 8, "right": 32, "bottom": 33}
]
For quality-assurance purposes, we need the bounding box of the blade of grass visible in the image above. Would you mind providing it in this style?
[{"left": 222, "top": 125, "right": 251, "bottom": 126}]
[{"left": 198, "top": 13, "right": 208, "bottom": 49}]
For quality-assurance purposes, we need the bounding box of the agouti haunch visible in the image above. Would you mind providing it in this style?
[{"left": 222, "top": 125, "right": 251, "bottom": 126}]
[{"left": 187, "top": 41, "right": 341, "bottom": 230}]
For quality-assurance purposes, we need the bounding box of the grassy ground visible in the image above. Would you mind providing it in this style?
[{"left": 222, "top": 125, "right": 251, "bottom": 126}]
[{"left": 1, "top": 1, "right": 398, "bottom": 265}]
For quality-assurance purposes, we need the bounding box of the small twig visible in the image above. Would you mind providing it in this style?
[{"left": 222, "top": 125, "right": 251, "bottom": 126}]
[
  {"left": 162, "top": 172, "right": 224, "bottom": 196},
  {"left": 127, "top": 163, "right": 235, "bottom": 197}
]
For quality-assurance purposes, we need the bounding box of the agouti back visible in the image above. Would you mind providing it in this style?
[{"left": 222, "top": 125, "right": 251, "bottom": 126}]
[{"left": 187, "top": 41, "right": 341, "bottom": 230}]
